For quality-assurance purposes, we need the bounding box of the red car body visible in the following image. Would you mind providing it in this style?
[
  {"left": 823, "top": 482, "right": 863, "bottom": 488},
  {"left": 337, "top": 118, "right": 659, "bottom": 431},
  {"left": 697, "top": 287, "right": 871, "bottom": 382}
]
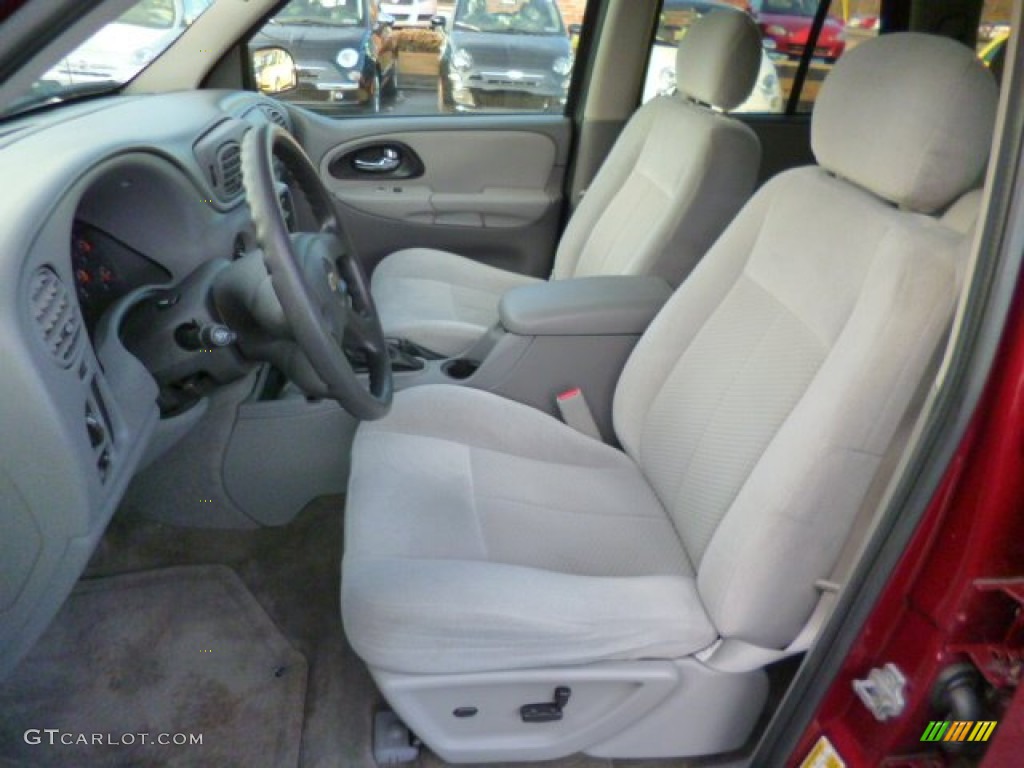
[
  {"left": 786, "top": 274, "right": 1024, "bottom": 767},
  {"left": 755, "top": 0, "right": 846, "bottom": 61}
]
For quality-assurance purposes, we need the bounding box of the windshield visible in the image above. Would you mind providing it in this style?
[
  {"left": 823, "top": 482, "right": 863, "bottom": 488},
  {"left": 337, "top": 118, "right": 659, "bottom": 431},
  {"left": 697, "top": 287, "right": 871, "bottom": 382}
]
[
  {"left": 271, "top": 0, "right": 365, "bottom": 27},
  {"left": 120, "top": 0, "right": 178, "bottom": 28},
  {"left": 454, "top": 0, "right": 565, "bottom": 35},
  {"left": 758, "top": 0, "right": 817, "bottom": 17},
  {"left": 4, "top": 0, "right": 214, "bottom": 119}
]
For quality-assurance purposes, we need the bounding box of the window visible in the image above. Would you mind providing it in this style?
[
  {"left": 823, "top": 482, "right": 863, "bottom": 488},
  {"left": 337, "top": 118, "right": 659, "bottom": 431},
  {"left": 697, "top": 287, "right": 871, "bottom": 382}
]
[
  {"left": 455, "top": 0, "right": 565, "bottom": 34},
  {"left": 776, "top": 0, "right": 877, "bottom": 113},
  {"left": 121, "top": 0, "right": 178, "bottom": 29},
  {"left": 779, "top": 0, "right": 1011, "bottom": 113},
  {"left": 15, "top": 0, "right": 213, "bottom": 107},
  {"left": 979, "top": 0, "right": 1012, "bottom": 86},
  {"left": 640, "top": 0, "right": 886, "bottom": 115},
  {"left": 642, "top": 1, "right": 785, "bottom": 113},
  {"left": 276, "top": 0, "right": 366, "bottom": 25},
  {"left": 760, "top": 0, "right": 817, "bottom": 15},
  {"left": 250, "top": 0, "right": 579, "bottom": 117}
]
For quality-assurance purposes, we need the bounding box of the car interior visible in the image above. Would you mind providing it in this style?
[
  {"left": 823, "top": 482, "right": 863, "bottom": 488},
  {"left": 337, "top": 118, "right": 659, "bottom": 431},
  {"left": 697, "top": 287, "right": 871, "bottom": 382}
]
[
  {"left": 373, "top": 9, "right": 763, "bottom": 360},
  {"left": 0, "top": 0, "right": 1018, "bottom": 765}
]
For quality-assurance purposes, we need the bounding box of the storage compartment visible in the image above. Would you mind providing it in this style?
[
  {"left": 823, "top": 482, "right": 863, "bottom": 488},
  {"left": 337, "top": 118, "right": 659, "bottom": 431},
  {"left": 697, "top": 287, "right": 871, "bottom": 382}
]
[{"left": 442, "top": 359, "right": 480, "bottom": 380}]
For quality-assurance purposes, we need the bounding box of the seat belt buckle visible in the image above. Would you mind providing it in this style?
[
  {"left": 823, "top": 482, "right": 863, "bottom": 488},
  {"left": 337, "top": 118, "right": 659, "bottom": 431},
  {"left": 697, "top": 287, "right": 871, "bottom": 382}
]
[{"left": 556, "top": 388, "right": 602, "bottom": 441}]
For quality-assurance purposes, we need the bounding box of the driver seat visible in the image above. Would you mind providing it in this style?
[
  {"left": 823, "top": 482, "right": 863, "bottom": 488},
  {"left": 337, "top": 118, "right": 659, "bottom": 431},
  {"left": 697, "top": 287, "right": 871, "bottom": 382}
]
[
  {"left": 342, "top": 34, "right": 996, "bottom": 762},
  {"left": 371, "top": 9, "right": 764, "bottom": 357}
]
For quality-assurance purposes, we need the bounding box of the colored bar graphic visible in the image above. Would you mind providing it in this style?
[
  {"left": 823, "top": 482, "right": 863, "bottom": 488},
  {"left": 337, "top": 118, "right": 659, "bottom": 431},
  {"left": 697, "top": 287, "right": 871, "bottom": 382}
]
[
  {"left": 920, "top": 720, "right": 997, "bottom": 743},
  {"left": 945, "top": 722, "right": 970, "bottom": 741},
  {"left": 920, "top": 721, "right": 949, "bottom": 741},
  {"left": 970, "top": 721, "right": 998, "bottom": 742}
]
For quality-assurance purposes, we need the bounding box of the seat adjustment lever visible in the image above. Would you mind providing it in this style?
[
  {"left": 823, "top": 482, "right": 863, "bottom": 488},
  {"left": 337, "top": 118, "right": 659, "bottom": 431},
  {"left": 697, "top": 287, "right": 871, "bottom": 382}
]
[{"left": 520, "top": 686, "right": 571, "bottom": 723}]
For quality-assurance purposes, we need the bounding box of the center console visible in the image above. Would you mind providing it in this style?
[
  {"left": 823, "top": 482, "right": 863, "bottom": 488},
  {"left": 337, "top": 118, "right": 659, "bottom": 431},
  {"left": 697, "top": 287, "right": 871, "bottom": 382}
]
[{"left": 386, "top": 275, "right": 674, "bottom": 442}]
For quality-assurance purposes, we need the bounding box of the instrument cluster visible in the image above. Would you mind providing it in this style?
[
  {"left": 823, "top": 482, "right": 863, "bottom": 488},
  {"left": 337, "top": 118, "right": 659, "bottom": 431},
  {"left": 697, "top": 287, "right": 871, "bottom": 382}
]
[{"left": 71, "top": 222, "right": 171, "bottom": 333}]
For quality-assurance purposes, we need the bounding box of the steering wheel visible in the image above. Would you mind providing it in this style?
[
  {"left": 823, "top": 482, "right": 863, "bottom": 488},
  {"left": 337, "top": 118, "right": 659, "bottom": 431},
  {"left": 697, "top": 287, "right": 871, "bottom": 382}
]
[{"left": 240, "top": 122, "right": 392, "bottom": 420}]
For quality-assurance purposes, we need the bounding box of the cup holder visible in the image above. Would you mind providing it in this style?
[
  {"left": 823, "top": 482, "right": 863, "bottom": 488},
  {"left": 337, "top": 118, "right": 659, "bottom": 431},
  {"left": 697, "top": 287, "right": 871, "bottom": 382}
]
[{"left": 442, "top": 359, "right": 480, "bottom": 380}]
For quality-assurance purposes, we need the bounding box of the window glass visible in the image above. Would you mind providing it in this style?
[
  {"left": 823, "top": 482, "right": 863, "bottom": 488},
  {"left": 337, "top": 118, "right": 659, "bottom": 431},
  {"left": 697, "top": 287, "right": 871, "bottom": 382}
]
[
  {"left": 454, "top": 0, "right": 564, "bottom": 34},
  {"left": 642, "top": 1, "right": 784, "bottom": 114},
  {"left": 754, "top": 0, "right": 864, "bottom": 113},
  {"left": 17, "top": 0, "right": 214, "bottom": 104},
  {"left": 978, "top": 0, "right": 1012, "bottom": 87},
  {"left": 640, "top": 0, "right": 893, "bottom": 115},
  {"left": 564, "top": 0, "right": 1010, "bottom": 124},
  {"left": 250, "top": 0, "right": 579, "bottom": 117},
  {"left": 782, "top": 0, "right": 1010, "bottom": 114},
  {"left": 275, "top": 0, "right": 366, "bottom": 26},
  {"left": 120, "top": 0, "right": 179, "bottom": 29}
]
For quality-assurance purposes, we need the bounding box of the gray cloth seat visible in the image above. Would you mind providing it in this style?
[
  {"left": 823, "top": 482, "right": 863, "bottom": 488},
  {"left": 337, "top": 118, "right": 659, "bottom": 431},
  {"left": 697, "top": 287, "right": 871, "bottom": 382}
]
[
  {"left": 344, "top": 385, "right": 717, "bottom": 674},
  {"left": 371, "top": 249, "right": 544, "bottom": 357},
  {"left": 343, "top": 32, "right": 996, "bottom": 760},
  {"left": 371, "top": 9, "right": 764, "bottom": 357}
]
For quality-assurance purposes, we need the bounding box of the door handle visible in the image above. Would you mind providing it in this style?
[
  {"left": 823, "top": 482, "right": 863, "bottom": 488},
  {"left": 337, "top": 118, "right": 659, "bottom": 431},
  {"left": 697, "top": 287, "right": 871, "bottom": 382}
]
[
  {"left": 330, "top": 142, "right": 423, "bottom": 181},
  {"left": 353, "top": 147, "right": 401, "bottom": 173}
]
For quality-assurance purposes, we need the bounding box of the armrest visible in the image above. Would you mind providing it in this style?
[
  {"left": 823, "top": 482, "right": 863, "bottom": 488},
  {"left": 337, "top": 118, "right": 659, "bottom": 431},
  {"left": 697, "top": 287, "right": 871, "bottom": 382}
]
[{"left": 498, "top": 275, "right": 673, "bottom": 337}]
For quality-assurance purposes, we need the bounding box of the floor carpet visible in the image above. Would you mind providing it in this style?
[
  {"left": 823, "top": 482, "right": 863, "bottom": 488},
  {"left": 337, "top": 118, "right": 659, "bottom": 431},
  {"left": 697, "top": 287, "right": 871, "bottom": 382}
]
[
  {"left": 0, "top": 497, "right": 767, "bottom": 768},
  {"left": 0, "top": 565, "right": 307, "bottom": 768}
]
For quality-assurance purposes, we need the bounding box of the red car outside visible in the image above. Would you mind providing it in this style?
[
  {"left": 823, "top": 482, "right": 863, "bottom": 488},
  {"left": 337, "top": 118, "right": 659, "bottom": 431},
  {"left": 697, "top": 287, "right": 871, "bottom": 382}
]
[{"left": 753, "top": 0, "right": 846, "bottom": 62}]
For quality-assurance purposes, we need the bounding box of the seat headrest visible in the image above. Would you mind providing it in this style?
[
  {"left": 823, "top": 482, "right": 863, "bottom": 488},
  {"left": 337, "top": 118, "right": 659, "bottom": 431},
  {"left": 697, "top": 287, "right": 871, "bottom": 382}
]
[
  {"left": 675, "top": 10, "right": 762, "bottom": 112},
  {"left": 812, "top": 33, "right": 998, "bottom": 214}
]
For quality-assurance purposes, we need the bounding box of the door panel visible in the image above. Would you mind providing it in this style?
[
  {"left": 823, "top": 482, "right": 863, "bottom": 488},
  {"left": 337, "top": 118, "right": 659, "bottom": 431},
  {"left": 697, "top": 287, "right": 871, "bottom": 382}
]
[
  {"left": 291, "top": 110, "right": 572, "bottom": 278},
  {"left": 322, "top": 131, "right": 557, "bottom": 227}
]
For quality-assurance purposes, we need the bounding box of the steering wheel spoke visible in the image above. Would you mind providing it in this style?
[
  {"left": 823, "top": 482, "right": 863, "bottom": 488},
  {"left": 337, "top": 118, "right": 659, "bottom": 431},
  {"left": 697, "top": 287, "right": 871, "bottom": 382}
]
[{"left": 241, "top": 123, "right": 392, "bottom": 420}]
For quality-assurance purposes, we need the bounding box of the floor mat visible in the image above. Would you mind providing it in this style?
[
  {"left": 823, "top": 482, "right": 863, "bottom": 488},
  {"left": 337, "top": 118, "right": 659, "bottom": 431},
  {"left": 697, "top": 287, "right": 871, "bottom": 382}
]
[
  {"left": 0, "top": 565, "right": 307, "bottom": 768},
  {"left": 0, "top": 499, "right": 750, "bottom": 767}
]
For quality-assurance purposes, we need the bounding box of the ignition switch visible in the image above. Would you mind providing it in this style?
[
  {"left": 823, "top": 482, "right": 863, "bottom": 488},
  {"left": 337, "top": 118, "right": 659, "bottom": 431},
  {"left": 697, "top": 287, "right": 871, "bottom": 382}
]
[{"left": 175, "top": 321, "right": 237, "bottom": 351}]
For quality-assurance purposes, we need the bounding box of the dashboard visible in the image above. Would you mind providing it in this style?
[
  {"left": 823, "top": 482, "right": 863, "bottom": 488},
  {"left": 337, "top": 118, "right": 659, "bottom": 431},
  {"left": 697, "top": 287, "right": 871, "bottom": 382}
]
[
  {"left": 71, "top": 222, "right": 173, "bottom": 334},
  {"left": 0, "top": 89, "right": 295, "bottom": 678}
]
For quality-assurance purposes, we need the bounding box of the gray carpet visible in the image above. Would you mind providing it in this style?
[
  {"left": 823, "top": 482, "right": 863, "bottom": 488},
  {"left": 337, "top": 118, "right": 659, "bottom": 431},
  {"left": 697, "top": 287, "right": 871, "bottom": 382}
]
[
  {"left": 75, "top": 496, "right": 374, "bottom": 768},
  {"left": 0, "top": 498, "right": 768, "bottom": 767},
  {"left": 0, "top": 565, "right": 307, "bottom": 768}
]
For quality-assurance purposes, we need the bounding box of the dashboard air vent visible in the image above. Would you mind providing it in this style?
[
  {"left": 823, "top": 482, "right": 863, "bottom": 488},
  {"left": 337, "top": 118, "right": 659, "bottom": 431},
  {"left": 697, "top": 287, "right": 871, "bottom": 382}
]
[
  {"left": 29, "top": 267, "right": 81, "bottom": 368},
  {"left": 216, "top": 141, "right": 243, "bottom": 199},
  {"left": 262, "top": 105, "right": 290, "bottom": 131}
]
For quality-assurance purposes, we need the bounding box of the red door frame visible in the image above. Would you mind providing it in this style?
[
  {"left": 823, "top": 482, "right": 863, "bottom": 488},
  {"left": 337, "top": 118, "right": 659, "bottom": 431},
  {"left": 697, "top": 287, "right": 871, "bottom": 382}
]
[{"left": 788, "top": 287, "right": 1024, "bottom": 765}]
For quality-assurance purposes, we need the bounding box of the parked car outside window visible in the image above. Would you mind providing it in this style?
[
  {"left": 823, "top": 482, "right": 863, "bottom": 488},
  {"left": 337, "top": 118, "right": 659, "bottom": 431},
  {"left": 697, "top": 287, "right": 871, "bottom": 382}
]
[
  {"left": 251, "top": 0, "right": 398, "bottom": 114},
  {"left": 753, "top": 0, "right": 846, "bottom": 61},
  {"left": 438, "top": 0, "right": 574, "bottom": 112},
  {"left": 379, "top": 0, "right": 439, "bottom": 27}
]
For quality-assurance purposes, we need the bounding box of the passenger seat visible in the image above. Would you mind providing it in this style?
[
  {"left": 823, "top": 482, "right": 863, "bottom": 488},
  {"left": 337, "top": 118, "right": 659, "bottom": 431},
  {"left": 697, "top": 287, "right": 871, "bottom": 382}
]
[{"left": 371, "top": 9, "right": 764, "bottom": 357}]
